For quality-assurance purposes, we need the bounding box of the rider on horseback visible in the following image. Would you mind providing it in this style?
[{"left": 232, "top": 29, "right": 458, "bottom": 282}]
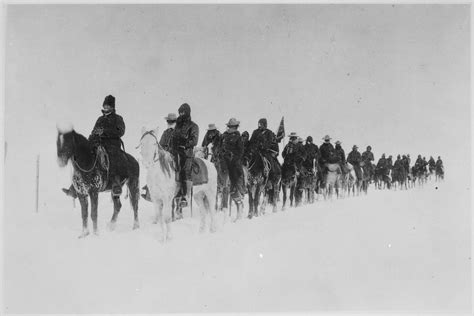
[
  {"left": 245, "top": 118, "right": 281, "bottom": 184},
  {"left": 334, "top": 141, "right": 346, "bottom": 173},
  {"left": 428, "top": 156, "right": 436, "bottom": 173},
  {"left": 160, "top": 113, "right": 177, "bottom": 152},
  {"left": 303, "top": 136, "right": 319, "bottom": 174},
  {"left": 62, "top": 95, "right": 127, "bottom": 198},
  {"left": 170, "top": 103, "right": 199, "bottom": 208},
  {"left": 347, "top": 145, "right": 362, "bottom": 181},
  {"left": 201, "top": 123, "right": 222, "bottom": 163},
  {"left": 318, "top": 135, "right": 339, "bottom": 187},
  {"left": 435, "top": 156, "right": 444, "bottom": 176},
  {"left": 282, "top": 133, "right": 303, "bottom": 176},
  {"left": 220, "top": 118, "right": 245, "bottom": 219},
  {"left": 361, "top": 145, "right": 375, "bottom": 180}
]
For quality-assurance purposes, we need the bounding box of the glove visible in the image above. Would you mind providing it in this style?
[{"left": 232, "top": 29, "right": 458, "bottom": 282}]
[{"left": 93, "top": 127, "right": 104, "bottom": 135}]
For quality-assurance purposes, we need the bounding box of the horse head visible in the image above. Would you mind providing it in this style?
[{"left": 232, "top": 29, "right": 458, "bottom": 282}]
[
  {"left": 138, "top": 126, "right": 161, "bottom": 169},
  {"left": 56, "top": 123, "right": 75, "bottom": 167}
]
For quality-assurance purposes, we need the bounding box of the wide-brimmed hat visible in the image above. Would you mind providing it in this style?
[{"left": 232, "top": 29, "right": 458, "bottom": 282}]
[
  {"left": 288, "top": 132, "right": 298, "bottom": 138},
  {"left": 207, "top": 123, "right": 217, "bottom": 131},
  {"left": 164, "top": 113, "right": 177, "bottom": 121},
  {"left": 297, "top": 137, "right": 304, "bottom": 143},
  {"left": 335, "top": 140, "right": 341, "bottom": 145},
  {"left": 322, "top": 135, "right": 331, "bottom": 141},
  {"left": 226, "top": 118, "right": 240, "bottom": 127}
]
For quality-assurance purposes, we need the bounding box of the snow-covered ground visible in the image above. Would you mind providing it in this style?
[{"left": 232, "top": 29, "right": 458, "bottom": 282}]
[{"left": 3, "top": 159, "right": 471, "bottom": 314}]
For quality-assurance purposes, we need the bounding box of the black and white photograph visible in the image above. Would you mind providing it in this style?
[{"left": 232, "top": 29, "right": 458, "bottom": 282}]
[{"left": 1, "top": 2, "right": 472, "bottom": 314}]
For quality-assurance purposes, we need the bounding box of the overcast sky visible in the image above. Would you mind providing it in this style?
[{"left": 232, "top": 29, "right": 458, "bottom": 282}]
[{"left": 4, "top": 4, "right": 471, "bottom": 210}]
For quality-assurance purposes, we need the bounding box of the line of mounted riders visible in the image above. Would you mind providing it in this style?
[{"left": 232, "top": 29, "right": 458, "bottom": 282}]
[{"left": 57, "top": 95, "right": 445, "bottom": 237}]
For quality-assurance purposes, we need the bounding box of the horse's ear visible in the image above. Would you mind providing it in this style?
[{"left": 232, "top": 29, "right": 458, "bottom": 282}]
[{"left": 141, "top": 127, "right": 147, "bottom": 135}]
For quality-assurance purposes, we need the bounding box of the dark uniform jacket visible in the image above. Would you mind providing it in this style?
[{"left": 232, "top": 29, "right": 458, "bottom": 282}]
[
  {"left": 159, "top": 128, "right": 174, "bottom": 152},
  {"left": 171, "top": 116, "right": 199, "bottom": 157},
  {"left": 361, "top": 151, "right": 374, "bottom": 164},
  {"left": 334, "top": 145, "right": 346, "bottom": 164},
  {"left": 221, "top": 130, "right": 244, "bottom": 162},
  {"left": 319, "top": 142, "right": 335, "bottom": 165},
  {"left": 89, "top": 110, "right": 125, "bottom": 149},
  {"left": 246, "top": 128, "right": 279, "bottom": 157},
  {"left": 303, "top": 143, "right": 319, "bottom": 170},
  {"left": 347, "top": 150, "right": 362, "bottom": 166},
  {"left": 202, "top": 130, "right": 222, "bottom": 161}
]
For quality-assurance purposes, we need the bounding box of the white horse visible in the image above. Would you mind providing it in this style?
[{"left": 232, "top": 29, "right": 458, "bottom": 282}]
[{"left": 138, "top": 127, "right": 218, "bottom": 241}]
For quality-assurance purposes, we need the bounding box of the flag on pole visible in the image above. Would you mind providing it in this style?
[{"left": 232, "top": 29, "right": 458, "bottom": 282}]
[{"left": 276, "top": 116, "right": 285, "bottom": 143}]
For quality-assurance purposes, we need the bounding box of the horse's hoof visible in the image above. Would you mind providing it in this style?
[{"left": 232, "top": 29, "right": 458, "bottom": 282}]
[
  {"left": 78, "top": 230, "right": 90, "bottom": 239},
  {"left": 133, "top": 221, "right": 140, "bottom": 230},
  {"left": 107, "top": 222, "right": 116, "bottom": 231}
]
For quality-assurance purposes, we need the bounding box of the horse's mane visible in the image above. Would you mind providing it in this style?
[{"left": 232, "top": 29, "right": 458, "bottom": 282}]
[
  {"left": 69, "top": 130, "right": 94, "bottom": 160},
  {"left": 157, "top": 145, "right": 175, "bottom": 178}
]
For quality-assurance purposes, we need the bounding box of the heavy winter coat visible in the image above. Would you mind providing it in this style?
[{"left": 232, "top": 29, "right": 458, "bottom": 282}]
[
  {"left": 89, "top": 110, "right": 125, "bottom": 149},
  {"left": 347, "top": 150, "right": 362, "bottom": 166},
  {"left": 171, "top": 115, "right": 199, "bottom": 158},
  {"left": 159, "top": 127, "right": 174, "bottom": 152}
]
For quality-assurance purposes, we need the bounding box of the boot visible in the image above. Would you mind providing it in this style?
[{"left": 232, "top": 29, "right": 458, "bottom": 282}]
[
  {"left": 141, "top": 185, "right": 151, "bottom": 202},
  {"left": 62, "top": 185, "right": 77, "bottom": 199},
  {"left": 180, "top": 180, "right": 193, "bottom": 208}
]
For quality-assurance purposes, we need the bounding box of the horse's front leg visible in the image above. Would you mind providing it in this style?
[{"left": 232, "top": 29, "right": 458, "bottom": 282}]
[
  {"left": 89, "top": 190, "right": 99, "bottom": 235},
  {"left": 78, "top": 195, "right": 90, "bottom": 238},
  {"left": 108, "top": 194, "right": 122, "bottom": 231}
]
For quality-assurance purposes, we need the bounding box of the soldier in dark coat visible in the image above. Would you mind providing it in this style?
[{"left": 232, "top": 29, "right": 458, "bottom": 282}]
[
  {"left": 428, "top": 156, "right": 436, "bottom": 172},
  {"left": 386, "top": 155, "right": 393, "bottom": 176},
  {"left": 435, "top": 156, "right": 444, "bottom": 175},
  {"left": 63, "top": 95, "right": 127, "bottom": 198},
  {"left": 318, "top": 135, "right": 337, "bottom": 185},
  {"left": 170, "top": 103, "right": 199, "bottom": 207},
  {"left": 241, "top": 131, "right": 250, "bottom": 154},
  {"left": 402, "top": 155, "right": 410, "bottom": 174},
  {"left": 361, "top": 145, "right": 375, "bottom": 179},
  {"left": 347, "top": 145, "right": 362, "bottom": 180},
  {"left": 334, "top": 141, "right": 346, "bottom": 173},
  {"left": 414, "top": 155, "right": 424, "bottom": 174},
  {"left": 201, "top": 123, "right": 222, "bottom": 162},
  {"left": 220, "top": 118, "right": 245, "bottom": 220},
  {"left": 282, "top": 133, "right": 302, "bottom": 177},
  {"left": 376, "top": 154, "right": 388, "bottom": 175},
  {"left": 319, "top": 135, "right": 336, "bottom": 166},
  {"left": 159, "top": 113, "right": 177, "bottom": 152},
  {"left": 302, "top": 136, "right": 319, "bottom": 173},
  {"left": 246, "top": 118, "right": 281, "bottom": 181}
]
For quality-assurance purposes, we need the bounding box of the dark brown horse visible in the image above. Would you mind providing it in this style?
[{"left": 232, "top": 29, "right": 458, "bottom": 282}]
[{"left": 57, "top": 127, "right": 140, "bottom": 238}]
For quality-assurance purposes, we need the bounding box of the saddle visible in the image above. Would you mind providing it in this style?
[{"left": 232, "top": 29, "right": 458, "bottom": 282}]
[
  {"left": 326, "top": 163, "right": 341, "bottom": 173},
  {"left": 191, "top": 157, "right": 209, "bottom": 186}
]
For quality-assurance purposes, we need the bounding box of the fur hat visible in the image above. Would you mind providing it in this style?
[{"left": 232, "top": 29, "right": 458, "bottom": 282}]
[
  {"left": 103, "top": 95, "right": 115, "bottom": 108},
  {"left": 352, "top": 145, "right": 358, "bottom": 150},
  {"left": 178, "top": 103, "right": 191, "bottom": 116},
  {"left": 258, "top": 118, "right": 267, "bottom": 128},
  {"left": 306, "top": 136, "right": 313, "bottom": 143},
  {"left": 335, "top": 140, "right": 341, "bottom": 145}
]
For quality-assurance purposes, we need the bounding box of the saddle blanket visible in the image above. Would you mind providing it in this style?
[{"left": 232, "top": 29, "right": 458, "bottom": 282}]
[{"left": 191, "top": 158, "right": 208, "bottom": 186}]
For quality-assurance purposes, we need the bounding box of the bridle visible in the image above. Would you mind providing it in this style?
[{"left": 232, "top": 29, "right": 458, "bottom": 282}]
[{"left": 136, "top": 130, "right": 164, "bottom": 163}]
